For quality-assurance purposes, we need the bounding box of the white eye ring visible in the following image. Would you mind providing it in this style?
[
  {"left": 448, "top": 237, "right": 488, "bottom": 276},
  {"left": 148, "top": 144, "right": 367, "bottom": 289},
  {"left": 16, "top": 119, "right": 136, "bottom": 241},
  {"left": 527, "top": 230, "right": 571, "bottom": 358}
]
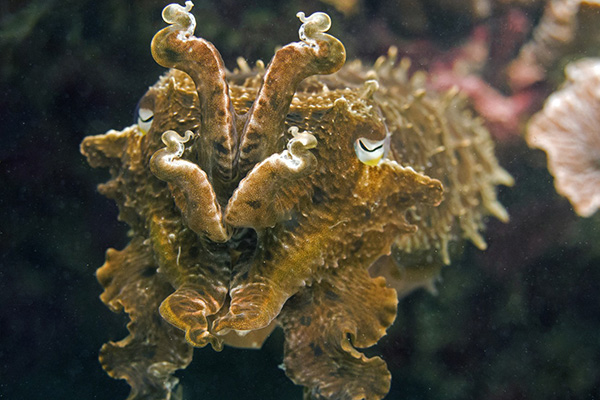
[
  {"left": 354, "top": 137, "right": 387, "bottom": 165},
  {"left": 137, "top": 108, "right": 154, "bottom": 134}
]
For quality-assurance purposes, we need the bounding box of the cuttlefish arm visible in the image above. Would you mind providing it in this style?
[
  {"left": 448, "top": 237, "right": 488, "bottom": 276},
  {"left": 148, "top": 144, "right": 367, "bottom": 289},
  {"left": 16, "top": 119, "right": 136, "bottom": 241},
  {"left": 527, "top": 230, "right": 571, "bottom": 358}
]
[
  {"left": 225, "top": 127, "right": 318, "bottom": 229},
  {"left": 150, "top": 130, "right": 230, "bottom": 242},
  {"left": 151, "top": 1, "right": 237, "bottom": 185},
  {"left": 236, "top": 11, "right": 346, "bottom": 175},
  {"left": 213, "top": 161, "right": 443, "bottom": 333},
  {"left": 149, "top": 213, "right": 231, "bottom": 350}
]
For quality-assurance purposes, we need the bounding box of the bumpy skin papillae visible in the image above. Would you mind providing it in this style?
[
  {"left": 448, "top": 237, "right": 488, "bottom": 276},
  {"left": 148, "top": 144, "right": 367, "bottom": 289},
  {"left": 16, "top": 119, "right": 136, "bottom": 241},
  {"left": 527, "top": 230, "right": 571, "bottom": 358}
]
[
  {"left": 213, "top": 95, "right": 443, "bottom": 334},
  {"left": 319, "top": 51, "right": 513, "bottom": 257},
  {"left": 151, "top": 1, "right": 237, "bottom": 191},
  {"left": 385, "top": 77, "right": 513, "bottom": 271},
  {"left": 314, "top": 52, "right": 513, "bottom": 297},
  {"left": 82, "top": 3, "right": 512, "bottom": 399},
  {"left": 211, "top": 91, "right": 441, "bottom": 399},
  {"left": 236, "top": 12, "right": 346, "bottom": 175}
]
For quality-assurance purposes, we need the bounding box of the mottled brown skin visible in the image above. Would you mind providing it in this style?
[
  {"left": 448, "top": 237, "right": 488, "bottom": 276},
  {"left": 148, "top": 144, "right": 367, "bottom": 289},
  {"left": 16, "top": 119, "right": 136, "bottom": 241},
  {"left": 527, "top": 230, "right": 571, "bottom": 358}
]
[
  {"left": 214, "top": 94, "right": 443, "bottom": 336},
  {"left": 81, "top": 3, "right": 510, "bottom": 399},
  {"left": 81, "top": 124, "right": 195, "bottom": 397}
]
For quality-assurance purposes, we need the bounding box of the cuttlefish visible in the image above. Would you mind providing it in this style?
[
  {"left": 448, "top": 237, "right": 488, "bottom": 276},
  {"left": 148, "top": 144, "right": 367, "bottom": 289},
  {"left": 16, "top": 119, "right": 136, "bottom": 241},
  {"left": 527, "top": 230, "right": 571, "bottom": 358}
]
[{"left": 81, "top": 2, "right": 511, "bottom": 399}]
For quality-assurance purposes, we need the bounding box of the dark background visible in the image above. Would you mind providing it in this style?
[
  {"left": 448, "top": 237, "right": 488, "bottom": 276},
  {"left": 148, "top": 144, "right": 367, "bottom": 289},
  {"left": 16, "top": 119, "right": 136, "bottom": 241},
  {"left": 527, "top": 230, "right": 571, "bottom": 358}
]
[{"left": 2, "top": 0, "right": 599, "bottom": 399}]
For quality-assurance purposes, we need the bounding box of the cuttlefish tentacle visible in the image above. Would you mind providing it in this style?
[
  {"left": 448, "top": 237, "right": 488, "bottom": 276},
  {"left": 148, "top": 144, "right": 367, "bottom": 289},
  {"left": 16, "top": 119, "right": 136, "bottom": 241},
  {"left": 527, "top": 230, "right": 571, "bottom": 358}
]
[
  {"left": 151, "top": 1, "right": 237, "bottom": 185},
  {"left": 236, "top": 12, "right": 346, "bottom": 175},
  {"left": 150, "top": 130, "right": 230, "bottom": 242},
  {"left": 225, "top": 127, "right": 318, "bottom": 228}
]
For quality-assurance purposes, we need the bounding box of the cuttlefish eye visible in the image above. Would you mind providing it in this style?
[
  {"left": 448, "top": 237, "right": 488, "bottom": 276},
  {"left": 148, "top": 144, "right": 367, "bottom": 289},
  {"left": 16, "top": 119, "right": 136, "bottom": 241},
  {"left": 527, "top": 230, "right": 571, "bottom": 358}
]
[
  {"left": 134, "top": 93, "right": 156, "bottom": 134},
  {"left": 354, "top": 137, "right": 387, "bottom": 165},
  {"left": 137, "top": 108, "right": 154, "bottom": 134}
]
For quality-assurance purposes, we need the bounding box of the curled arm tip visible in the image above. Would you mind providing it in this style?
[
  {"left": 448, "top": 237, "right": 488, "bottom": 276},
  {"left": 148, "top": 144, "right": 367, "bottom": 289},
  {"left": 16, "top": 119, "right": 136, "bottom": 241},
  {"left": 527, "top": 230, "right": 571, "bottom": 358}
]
[
  {"left": 162, "top": 1, "right": 196, "bottom": 34},
  {"left": 296, "top": 12, "right": 332, "bottom": 45},
  {"left": 288, "top": 126, "right": 317, "bottom": 150},
  {"left": 160, "top": 130, "right": 194, "bottom": 157}
]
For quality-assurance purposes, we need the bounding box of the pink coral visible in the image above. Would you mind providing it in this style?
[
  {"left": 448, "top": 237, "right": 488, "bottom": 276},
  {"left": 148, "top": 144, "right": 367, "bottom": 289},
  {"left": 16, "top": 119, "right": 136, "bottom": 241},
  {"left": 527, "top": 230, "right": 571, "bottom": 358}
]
[{"left": 527, "top": 58, "right": 600, "bottom": 217}]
